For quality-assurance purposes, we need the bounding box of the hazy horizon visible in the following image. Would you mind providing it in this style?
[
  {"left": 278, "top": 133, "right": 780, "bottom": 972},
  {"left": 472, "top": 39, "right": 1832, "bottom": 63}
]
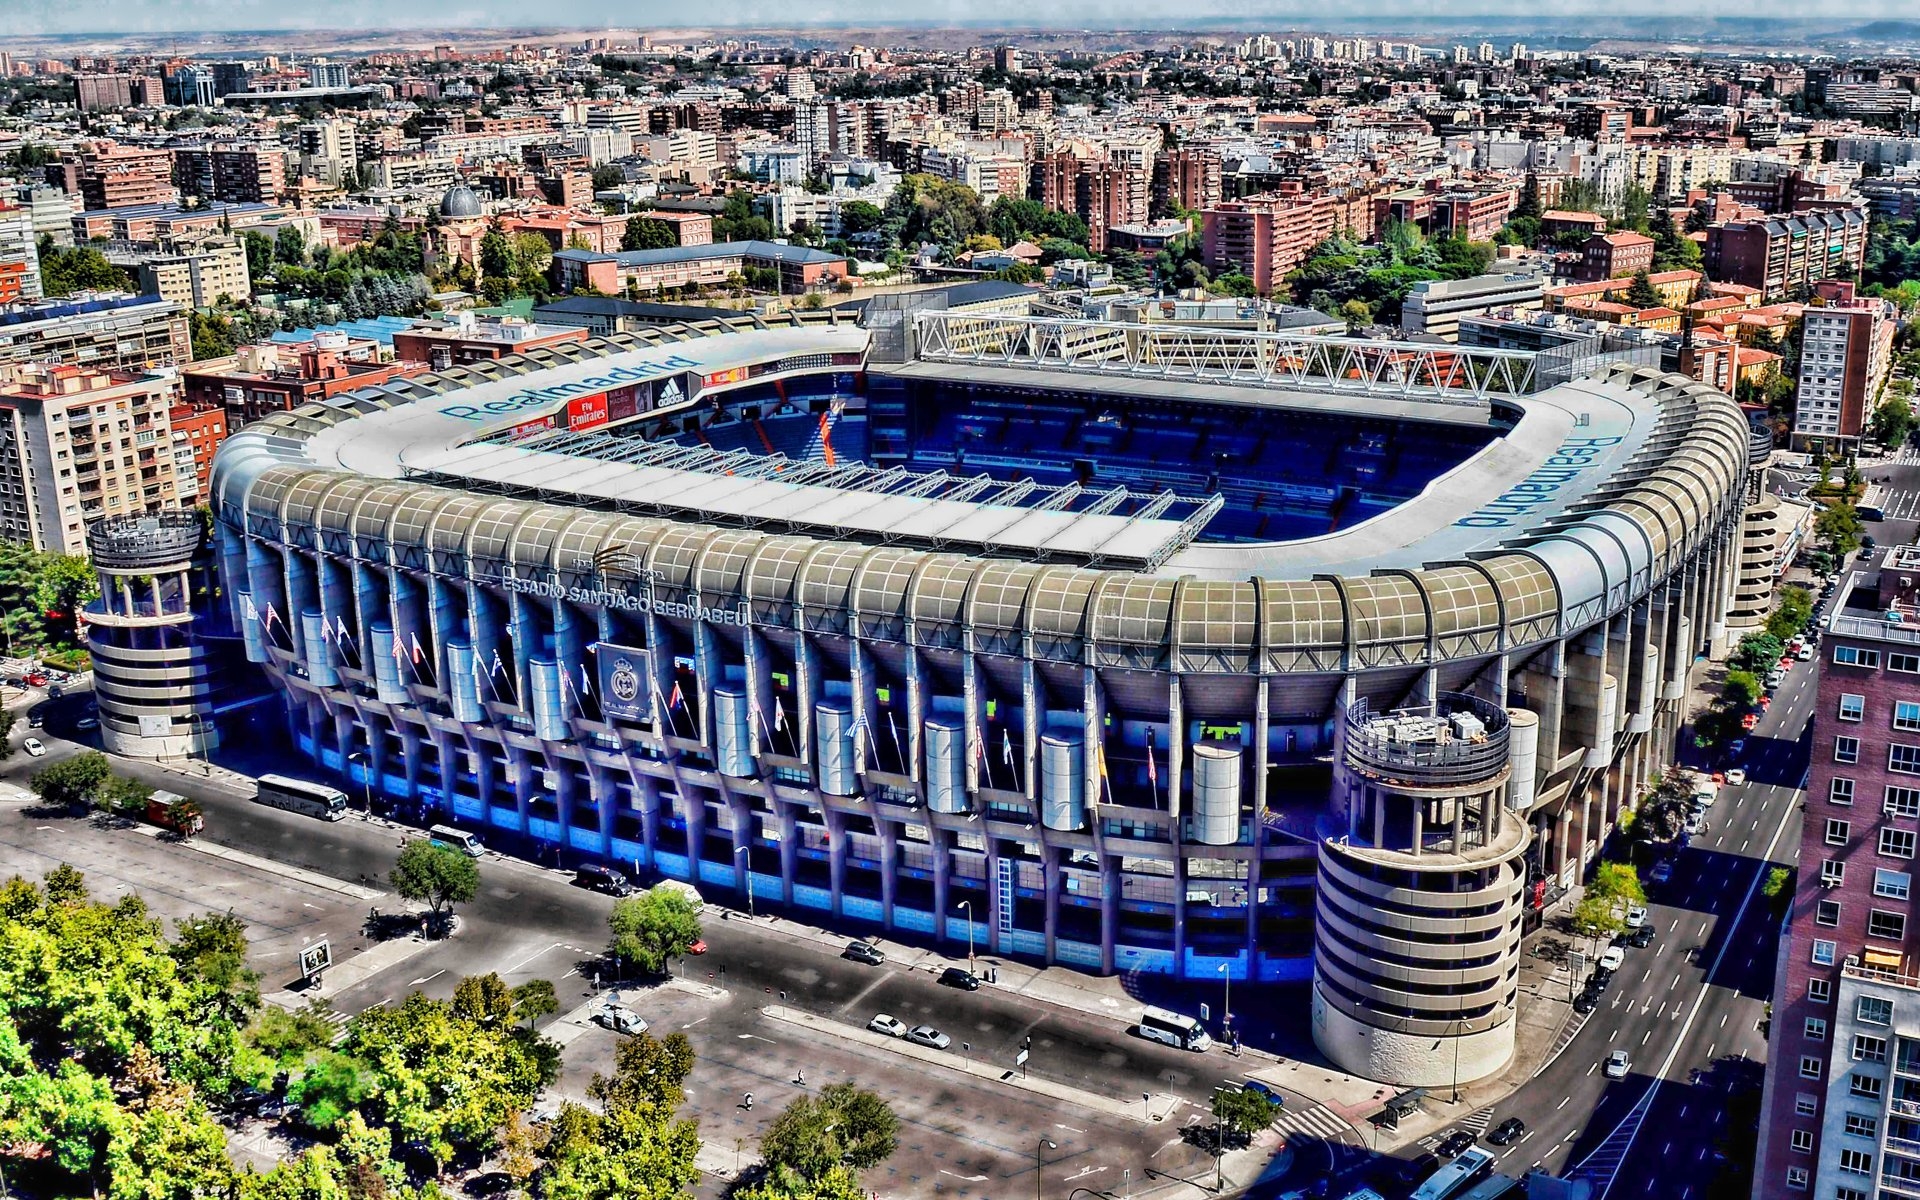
[{"left": 9, "top": 0, "right": 1920, "bottom": 39}]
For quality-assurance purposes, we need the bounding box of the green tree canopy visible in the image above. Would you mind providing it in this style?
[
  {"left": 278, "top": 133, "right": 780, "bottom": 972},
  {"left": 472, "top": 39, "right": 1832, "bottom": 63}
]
[
  {"left": 539, "top": 1030, "right": 700, "bottom": 1200},
  {"left": 1816, "top": 501, "right": 1865, "bottom": 559},
  {"left": 29, "top": 751, "right": 112, "bottom": 809},
  {"left": 1624, "top": 269, "right": 1661, "bottom": 309},
  {"left": 760, "top": 1082, "right": 901, "bottom": 1180},
  {"left": 1211, "top": 1085, "right": 1281, "bottom": 1139},
  {"left": 607, "top": 887, "right": 703, "bottom": 975},
  {"left": 622, "top": 216, "right": 678, "bottom": 251},
  {"left": 389, "top": 839, "right": 481, "bottom": 922}
]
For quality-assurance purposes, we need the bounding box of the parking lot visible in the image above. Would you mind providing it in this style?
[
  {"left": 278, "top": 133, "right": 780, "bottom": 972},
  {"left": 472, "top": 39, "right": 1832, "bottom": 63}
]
[{"left": 551, "top": 977, "right": 1229, "bottom": 1200}]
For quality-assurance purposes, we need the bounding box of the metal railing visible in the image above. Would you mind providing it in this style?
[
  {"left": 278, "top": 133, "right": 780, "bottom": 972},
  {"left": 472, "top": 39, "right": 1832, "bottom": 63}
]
[
  {"left": 1344, "top": 691, "right": 1511, "bottom": 787},
  {"left": 910, "top": 312, "right": 1539, "bottom": 403}
]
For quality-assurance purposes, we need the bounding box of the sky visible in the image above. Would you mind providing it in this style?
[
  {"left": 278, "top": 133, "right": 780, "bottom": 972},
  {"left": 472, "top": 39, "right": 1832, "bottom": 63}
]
[{"left": 6, "top": 0, "right": 1919, "bottom": 37}]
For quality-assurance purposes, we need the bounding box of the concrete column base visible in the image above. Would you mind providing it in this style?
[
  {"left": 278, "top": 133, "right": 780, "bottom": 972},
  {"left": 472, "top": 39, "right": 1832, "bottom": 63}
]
[{"left": 1310, "top": 979, "right": 1515, "bottom": 1088}]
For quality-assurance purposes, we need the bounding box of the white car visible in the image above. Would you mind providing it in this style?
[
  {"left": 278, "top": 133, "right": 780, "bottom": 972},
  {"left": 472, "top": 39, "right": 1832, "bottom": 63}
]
[
  {"left": 1598, "top": 947, "right": 1626, "bottom": 973},
  {"left": 1684, "top": 812, "right": 1705, "bottom": 835},
  {"left": 1725, "top": 768, "right": 1748, "bottom": 787},
  {"left": 905, "top": 1025, "right": 951, "bottom": 1050},
  {"left": 1797, "top": 645, "right": 1815, "bottom": 661},
  {"left": 22, "top": 737, "right": 45, "bottom": 756},
  {"left": 1624, "top": 905, "right": 1648, "bottom": 929},
  {"left": 867, "top": 1013, "right": 908, "bottom": 1038},
  {"left": 1604, "top": 1049, "right": 1631, "bottom": 1079},
  {"left": 592, "top": 1005, "right": 648, "bottom": 1035}
]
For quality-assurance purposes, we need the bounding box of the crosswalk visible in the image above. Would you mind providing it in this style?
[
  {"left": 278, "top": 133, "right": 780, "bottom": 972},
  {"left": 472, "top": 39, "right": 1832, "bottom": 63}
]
[
  {"left": 1273, "top": 1101, "right": 1358, "bottom": 1141},
  {"left": 322, "top": 1007, "right": 353, "bottom": 1046},
  {"left": 1536, "top": 1011, "right": 1591, "bottom": 1076},
  {"left": 1416, "top": 1107, "right": 1495, "bottom": 1152},
  {"left": 1873, "top": 488, "right": 1920, "bottom": 520}
]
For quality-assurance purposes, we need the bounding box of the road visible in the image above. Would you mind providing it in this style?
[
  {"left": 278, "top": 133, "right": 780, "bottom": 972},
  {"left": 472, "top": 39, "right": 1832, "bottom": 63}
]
[{"left": 1390, "top": 623, "right": 1815, "bottom": 1200}]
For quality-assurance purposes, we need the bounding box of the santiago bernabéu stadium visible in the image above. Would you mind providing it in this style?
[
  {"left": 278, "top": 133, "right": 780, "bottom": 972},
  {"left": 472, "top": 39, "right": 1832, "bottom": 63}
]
[{"left": 206, "top": 303, "right": 1751, "bottom": 1084}]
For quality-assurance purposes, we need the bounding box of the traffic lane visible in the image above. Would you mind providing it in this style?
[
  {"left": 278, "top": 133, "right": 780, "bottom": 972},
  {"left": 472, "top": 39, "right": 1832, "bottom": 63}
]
[{"left": 830, "top": 969, "right": 1224, "bottom": 1100}]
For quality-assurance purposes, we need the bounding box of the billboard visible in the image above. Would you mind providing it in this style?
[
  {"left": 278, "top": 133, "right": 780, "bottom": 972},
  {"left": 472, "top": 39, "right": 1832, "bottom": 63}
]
[
  {"left": 566, "top": 392, "right": 610, "bottom": 431},
  {"left": 594, "top": 642, "right": 653, "bottom": 724}
]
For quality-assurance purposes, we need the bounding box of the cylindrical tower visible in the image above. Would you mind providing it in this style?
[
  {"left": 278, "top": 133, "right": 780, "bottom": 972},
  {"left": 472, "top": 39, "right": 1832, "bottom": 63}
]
[
  {"left": 1312, "top": 691, "right": 1529, "bottom": 1088},
  {"left": 84, "top": 512, "right": 246, "bottom": 759}
]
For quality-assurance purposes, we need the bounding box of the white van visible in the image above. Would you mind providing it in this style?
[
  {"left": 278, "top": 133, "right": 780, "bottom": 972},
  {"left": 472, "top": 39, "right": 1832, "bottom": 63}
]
[
  {"left": 1692, "top": 783, "right": 1716, "bottom": 810},
  {"left": 428, "top": 825, "right": 484, "bottom": 856}
]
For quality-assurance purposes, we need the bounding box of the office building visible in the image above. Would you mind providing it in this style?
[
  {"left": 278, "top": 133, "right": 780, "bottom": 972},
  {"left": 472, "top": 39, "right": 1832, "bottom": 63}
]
[
  {"left": 1401, "top": 274, "right": 1546, "bottom": 342},
  {"left": 0, "top": 204, "right": 43, "bottom": 303}
]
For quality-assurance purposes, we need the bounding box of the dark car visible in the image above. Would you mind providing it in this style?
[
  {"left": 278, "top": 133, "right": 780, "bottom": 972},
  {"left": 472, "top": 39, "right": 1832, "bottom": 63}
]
[
  {"left": 1240, "top": 1078, "right": 1285, "bottom": 1107},
  {"left": 1437, "top": 1130, "right": 1478, "bottom": 1158},
  {"left": 1488, "top": 1117, "right": 1527, "bottom": 1145},
  {"left": 572, "top": 865, "right": 633, "bottom": 896},
  {"left": 844, "top": 941, "right": 886, "bottom": 966},
  {"left": 938, "top": 966, "right": 981, "bottom": 991},
  {"left": 1398, "top": 1152, "right": 1442, "bottom": 1186},
  {"left": 1627, "top": 924, "right": 1656, "bottom": 949},
  {"left": 1573, "top": 989, "right": 1599, "bottom": 1014}
]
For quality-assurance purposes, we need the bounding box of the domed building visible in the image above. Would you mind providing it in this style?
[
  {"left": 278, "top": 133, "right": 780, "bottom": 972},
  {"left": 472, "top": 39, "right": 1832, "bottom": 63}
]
[
  {"left": 440, "top": 184, "right": 485, "bottom": 219},
  {"left": 428, "top": 184, "right": 491, "bottom": 274}
]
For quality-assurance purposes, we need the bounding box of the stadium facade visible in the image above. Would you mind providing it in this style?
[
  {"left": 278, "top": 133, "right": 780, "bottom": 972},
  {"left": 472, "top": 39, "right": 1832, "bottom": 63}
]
[{"left": 207, "top": 308, "right": 1750, "bottom": 1086}]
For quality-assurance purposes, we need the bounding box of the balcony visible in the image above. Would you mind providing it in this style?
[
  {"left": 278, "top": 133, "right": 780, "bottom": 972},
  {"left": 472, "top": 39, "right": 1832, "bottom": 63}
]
[{"left": 1883, "top": 1173, "right": 1920, "bottom": 1200}]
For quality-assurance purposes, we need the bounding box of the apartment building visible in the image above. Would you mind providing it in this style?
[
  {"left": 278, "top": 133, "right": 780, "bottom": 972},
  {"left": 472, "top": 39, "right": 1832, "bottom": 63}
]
[
  {"left": 1033, "top": 143, "right": 1148, "bottom": 253},
  {"left": 0, "top": 204, "right": 43, "bottom": 303},
  {"left": 111, "top": 240, "right": 252, "bottom": 310},
  {"left": 0, "top": 363, "right": 183, "bottom": 556},
  {"left": 1575, "top": 230, "right": 1656, "bottom": 282},
  {"left": 1794, "top": 286, "right": 1898, "bottom": 454},
  {"left": 168, "top": 403, "right": 226, "bottom": 503},
  {"left": 0, "top": 296, "right": 191, "bottom": 372},
  {"left": 1757, "top": 549, "right": 1920, "bottom": 1200},
  {"left": 1706, "top": 209, "right": 1870, "bottom": 300},
  {"left": 50, "top": 144, "right": 179, "bottom": 211},
  {"left": 1152, "top": 147, "right": 1223, "bottom": 215},
  {"left": 169, "top": 142, "right": 288, "bottom": 204}
]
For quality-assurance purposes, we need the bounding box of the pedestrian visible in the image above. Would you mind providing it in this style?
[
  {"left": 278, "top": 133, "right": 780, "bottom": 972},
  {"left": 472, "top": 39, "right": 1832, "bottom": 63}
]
[
  {"left": 794, "top": 1069, "right": 804, "bottom": 1085},
  {"left": 744, "top": 1092, "right": 754, "bottom": 1110}
]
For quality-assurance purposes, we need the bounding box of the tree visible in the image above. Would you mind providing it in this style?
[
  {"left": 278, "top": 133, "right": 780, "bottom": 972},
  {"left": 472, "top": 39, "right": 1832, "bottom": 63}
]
[
  {"left": 286, "top": 1049, "right": 375, "bottom": 1131},
  {"left": 451, "top": 971, "right": 515, "bottom": 1025},
  {"left": 1766, "top": 586, "right": 1814, "bottom": 642},
  {"left": 1871, "top": 394, "right": 1915, "bottom": 450},
  {"left": 1211, "top": 1085, "right": 1281, "bottom": 1141},
  {"left": 734, "top": 1163, "right": 868, "bottom": 1200},
  {"left": 838, "top": 200, "right": 885, "bottom": 237},
  {"left": 511, "top": 978, "right": 558, "bottom": 1030},
  {"left": 190, "top": 311, "right": 237, "bottom": 361},
  {"left": 591, "top": 164, "right": 626, "bottom": 192},
  {"left": 760, "top": 1082, "right": 900, "bottom": 1180},
  {"left": 1340, "top": 298, "right": 1373, "bottom": 330},
  {"left": 0, "top": 710, "right": 12, "bottom": 760},
  {"left": 241, "top": 230, "right": 274, "bottom": 280},
  {"left": 480, "top": 230, "right": 515, "bottom": 281},
  {"left": 96, "top": 772, "right": 152, "bottom": 818},
  {"left": 171, "top": 910, "right": 260, "bottom": 1018},
  {"left": 622, "top": 216, "right": 678, "bottom": 252},
  {"left": 1624, "top": 269, "right": 1660, "bottom": 309},
  {"left": 39, "top": 245, "right": 131, "bottom": 298},
  {"left": 245, "top": 1001, "right": 338, "bottom": 1066},
  {"left": 1723, "top": 670, "right": 1763, "bottom": 709},
  {"left": 607, "top": 887, "right": 703, "bottom": 975},
  {"left": 1570, "top": 892, "right": 1625, "bottom": 945},
  {"left": 274, "top": 225, "right": 307, "bottom": 267},
  {"left": 1816, "top": 501, "right": 1865, "bottom": 559},
  {"left": 389, "top": 839, "right": 481, "bottom": 924},
  {"left": 1590, "top": 861, "right": 1647, "bottom": 909},
  {"left": 30, "top": 750, "right": 113, "bottom": 809}
]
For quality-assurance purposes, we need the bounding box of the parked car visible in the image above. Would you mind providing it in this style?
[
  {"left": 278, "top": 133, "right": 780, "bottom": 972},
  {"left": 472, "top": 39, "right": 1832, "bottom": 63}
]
[
  {"left": 593, "top": 1006, "right": 648, "bottom": 1035},
  {"left": 1797, "top": 645, "right": 1815, "bottom": 661},
  {"left": 572, "top": 865, "right": 634, "bottom": 896},
  {"left": 1627, "top": 924, "right": 1656, "bottom": 949},
  {"left": 845, "top": 941, "right": 887, "bottom": 966},
  {"left": 905, "top": 1025, "right": 951, "bottom": 1050},
  {"left": 686, "top": 939, "right": 707, "bottom": 955},
  {"left": 1684, "top": 811, "right": 1705, "bottom": 836},
  {"left": 1573, "top": 989, "right": 1599, "bottom": 1014},
  {"left": 1725, "top": 768, "right": 1747, "bottom": 787},
  {"left": 1488, "top": 1118, "right": 1528, "bottom": 1145},
  {"left": 1649, "top": 860, "right": 1674, "bottom": 886},
  {"left": 1240, "top": 1078, "right": 1285, "bottom": 1106},
  {"left": 938, "top": 966, "right": 981, "bottom": 991},
  {"left": 22, "top": 737, "right": 44, "bottom": 756},
  {"left": 867, "top": 1014, "right": 908, "bottom": 1038},
  {"left": 1597, "top": 947, "right": 1626, "bottom": 973},
  {"left": 1604, "top": 1049, "right": 1631, "bottom": 1079},
  {"left": 1437, "top": 1130, "right": 1478, "bottom": 1157},
  {"left": 1624, "top": 905, "right": 1648, "bottom": 929},
  {"left": 73, "top": 713, "right": 98, "bottom": 731},
  {"left": 23, "top": 672, "right": 47, "bottom": 687},
  {"left": 1765, "top": 668, "right": 1786, "bottom": 688}
]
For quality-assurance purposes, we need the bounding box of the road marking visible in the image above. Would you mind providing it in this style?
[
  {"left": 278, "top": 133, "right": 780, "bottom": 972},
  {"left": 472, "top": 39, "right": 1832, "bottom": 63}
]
[
  {"left": 1642, "top": 1030, "right": 1652, "bottom": 1045},
  {"left": 682, "top": 1016, "right": 709, "bottom": 1029},
  {"left": 1559, "top": 1096, "right": 1572, "bottom": 1109},
  {"left": 1056, "top": 1124, "right": 1087, "bottom": 1134},
  {"left": 1706, "top": 1044, "right": 1715, "bottom": 1060},
  {"left": 1642, "top": 969, "right": 1650, "bottom": 983},
  {"left": 1720, "top": 1013, "right": 1728, "bottom": 1028},
  {"left": 407, "top": 970, "right": 445, "bottom": 986}
]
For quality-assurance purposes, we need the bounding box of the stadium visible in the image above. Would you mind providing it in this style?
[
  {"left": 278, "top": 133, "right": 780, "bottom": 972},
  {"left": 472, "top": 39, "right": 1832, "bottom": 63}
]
[{"left": 206, "top": 304, "right": 1752, "bottom": 1085}]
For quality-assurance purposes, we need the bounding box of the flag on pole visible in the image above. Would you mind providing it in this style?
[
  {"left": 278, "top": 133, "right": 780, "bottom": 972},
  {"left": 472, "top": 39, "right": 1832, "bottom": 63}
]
[
  {"left": 320, "top": 615, "right": 336, "bottom": 643},
  {"left": 975, "top": 731, "right": 996, "bottom": 791},
  {"left": 264, "top": 600, "right": 281, "bottom": 629},
  {"left": 888, "top": 710, "right": 904, "bottom": 773},
  {"left": 242, "top": 593, "right": 259, "bottom": 623},
  {"left": 1002, "top": 728, "right": 1014, "bottom": 766},
  {"left": 471, "top": 648, "right": 488, "bottom": 701},
  {"left": 773, "top": 701, "right": 786, "bottom": 731},
  {"left": 1146, "top": 729, "right": 1158, "bottom": 801},
  {"left": 390, "top": 629, "right": 406, "bottom": 664},
  {"left": 579, "top": 662, "right": 592, "bottom": 697},
  {"left": 847, "top": 713, "right": 873, "bottom": 772},
  {"left": 1098, "top": 739, "right": 1113, "bottom": 805},
  {"left": 489, "top": 649, "right": 506, "bottom": 678},
  {"left": 409, "top": 631, "right": 425, "bottom": 664},
  {"left": 335, "top": 613, "right": 350, "bottom": 642},
  {"left": 750, "top": 698, "right": 770, "bottom": 757},
  {"left": 667, "top": 680, "right": 684, "bottom": 710}
]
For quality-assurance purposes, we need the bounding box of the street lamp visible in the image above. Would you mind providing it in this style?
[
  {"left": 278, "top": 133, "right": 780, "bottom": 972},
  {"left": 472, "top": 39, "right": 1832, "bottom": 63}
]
[
  {"left": 734, "top": 844, "right": 754, "bottom": 919},
  {"left": 957, "top": 899, "right": 976, "bottom": 976},
  {"left": 186, "top": 711, "right": 211, "bottom": 775},
  {"left": 1035, "top": 1137, "right": 1056, "bottom": 1200},
  {"left": 345, "top": 751, "right": 373, "bottom": 815},
  {"left": 1218, "top": 961, "right": 1232, "bottom": 1042}
]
